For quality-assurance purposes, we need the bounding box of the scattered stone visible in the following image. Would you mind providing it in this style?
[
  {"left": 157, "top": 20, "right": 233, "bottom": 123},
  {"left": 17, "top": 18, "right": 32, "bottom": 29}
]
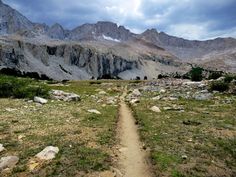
[
  {"left": 0, "top": 144, "right": 5, "bottom": 152},
  {"left": 130, "top": 99, "right": 140, "bottom": 104},
  {"left": 169, "top": 97, "right": 178, "bottom": 101},
  {"left": 163, "top": 105, "right": 184, "bottom": 111},
  {"left": 183, "top": 120, "right": 201, "bottom": 126},
  {"left": 107, "top": 97, "right": 116, "bottom": 105},
  {"left": 34, "top": 96, "right": 48, "bottom": 104},
  {"left": 183, "top": 81, "right": 201, "bottom": 86},
  {"left": 0, "top": 156, "right": 19, "bottom": 170},
  {"left": 5, "top": 108, "right": 17, "bottom": 112},
  {"left": 194, "top": 93, "right": 212, "bottom": 101},
  {"left": 152, "top": 96, "right": 161, "bottom": 100},
  {"left": 216, "top": 77, "right": 225, "bottom": 81},
  {"left": 36, "top": 146, "right": 59, "bottom": 160},
  {"left": 18, "top": 135, "right": 26, "bottom": 141},
  {"left": 50, "top": 90, "right": 80, "bottom": 102},
  {"left": 150, "top": 106, "right": 161, "bottom": 113},
  {"left": 159, "top": 89, "right": 166, "bottom": 93},
  {"left": 88, "top": 109, "right": 101, "bottom": 114},
  {"left": 182, "top": 155, "right": 188, "bottom": 160},
  {"left": 200, "top": 90, "right": 209, "bottom": 93},
  {"left": 132, "top": 89, "right": 142, "bottom": 97},
  {"left": 163, "top": 107, "right": 172, "bottom": 111},
  {"left": 98, "top": 91, "right": 107, "bottom": 95},
  {"left": 111, "top": 167, "right": 123, "bottom": 177},
  {"left": 198, "top": 83, "right": 207, "bottom": 88},
  {"left": 187, "top": 138, "right": 193, "bottom": 142}
]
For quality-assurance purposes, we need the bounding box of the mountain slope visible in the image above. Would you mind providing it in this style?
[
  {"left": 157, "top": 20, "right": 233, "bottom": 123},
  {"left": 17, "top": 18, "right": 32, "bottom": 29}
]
[
  {"left": 0, "top": 0, "right": 34, "bottom": 34},
  {"left": 0, "top": 35, "right": 188, "bottom": 80},
  {"left": 139, "top": 29, "right": 236, "bottom": 60},
  {"left": 0, "top": 0, "right": 235, "bottom": 80}
]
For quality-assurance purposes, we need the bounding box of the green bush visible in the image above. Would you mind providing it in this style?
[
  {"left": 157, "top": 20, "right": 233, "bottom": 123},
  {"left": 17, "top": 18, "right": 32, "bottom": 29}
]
[
  {"left": 224, "top": 74, "right": 236, "bottom": 83},
  {"left": 208, "top": 71, "right": 223, "bottom": 80},
  {"left": 209, "top": 81, "right": 229, "bottom": 92},
  {"left": 189, "top": 67, "right": 204, "bottom": 81},
  {"left": 0, "top": 75, "right": 49, "bottom": 99}
]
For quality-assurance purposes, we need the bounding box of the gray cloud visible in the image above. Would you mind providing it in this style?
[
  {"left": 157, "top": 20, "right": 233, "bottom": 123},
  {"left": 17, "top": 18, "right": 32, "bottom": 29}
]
[{"left": 3, "top": 0, "right": 236, "bottom": 40}]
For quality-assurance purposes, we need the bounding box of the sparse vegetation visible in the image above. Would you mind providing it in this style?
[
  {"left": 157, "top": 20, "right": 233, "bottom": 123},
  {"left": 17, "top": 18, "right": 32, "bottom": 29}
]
[
  {"left": 209, "top": 80, "right": 229, "bottom": 92},
  {"left": 224, "top": 74, "right": 236, "bottom": 83},
  {"left": 208, "top": 71, "right": 223, "bottom": 80},
  {"left": 130, "top": 84, "right": 236, "bottom": 177},
  {"left": 0, "top": 79, "right": 121, "bottom": 176},
  {"left": 1, "top": 76, "right": 235, "bottom": 177}
]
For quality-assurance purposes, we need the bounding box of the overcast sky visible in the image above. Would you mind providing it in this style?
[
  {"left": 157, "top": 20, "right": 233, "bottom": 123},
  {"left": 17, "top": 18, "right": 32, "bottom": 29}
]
[{"left": 4, "top": 0, "right": 236, "bottom": 40}]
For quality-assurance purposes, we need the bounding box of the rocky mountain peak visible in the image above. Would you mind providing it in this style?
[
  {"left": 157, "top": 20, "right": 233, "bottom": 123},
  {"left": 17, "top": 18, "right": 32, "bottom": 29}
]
[
  {"left": 69, "top": 21, "right": 133, "bottom": 41},
  {"left": 47, "top": 23, "right": 65, "bottom": 40},
  {"left": 0, "top": 0, "right": 33, "bottom": 34},
  {"left": 140, "top": 28, "right": 161, "bottom": 45}
]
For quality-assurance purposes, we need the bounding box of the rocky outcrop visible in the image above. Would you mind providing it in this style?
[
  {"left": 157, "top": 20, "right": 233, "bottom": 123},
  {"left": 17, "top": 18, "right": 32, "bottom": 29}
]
[
  {"left": 0, "top": 36, "right": 187, "bottom": 80},
  {"left": 47, "top": 23, "right": 66, "bottom": 40},
  {"left": 69, "top": 21, "right": 134, "bottom": 41}
]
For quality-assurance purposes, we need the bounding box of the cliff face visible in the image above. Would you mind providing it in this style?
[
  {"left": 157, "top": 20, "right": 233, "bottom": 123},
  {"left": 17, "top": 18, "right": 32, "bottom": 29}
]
[{"left": 0, "top": 36, "right": 187, "bottom": 80}]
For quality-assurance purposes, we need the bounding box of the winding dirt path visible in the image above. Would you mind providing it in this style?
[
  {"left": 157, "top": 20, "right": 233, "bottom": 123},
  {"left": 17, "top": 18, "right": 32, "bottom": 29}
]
[{"left": 117, "top": 92, "right": 153, "bottom": 177}]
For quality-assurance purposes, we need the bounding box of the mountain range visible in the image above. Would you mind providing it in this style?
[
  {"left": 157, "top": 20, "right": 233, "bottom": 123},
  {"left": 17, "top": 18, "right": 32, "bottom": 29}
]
[{"left": 0, "top": 0, "right": 236, "bottom": 80}]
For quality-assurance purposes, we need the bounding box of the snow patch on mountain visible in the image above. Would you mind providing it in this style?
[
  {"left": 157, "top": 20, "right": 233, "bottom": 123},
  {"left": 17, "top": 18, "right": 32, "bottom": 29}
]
[{"left": 102, "top": 34, "right": 120, "bottom": 42}]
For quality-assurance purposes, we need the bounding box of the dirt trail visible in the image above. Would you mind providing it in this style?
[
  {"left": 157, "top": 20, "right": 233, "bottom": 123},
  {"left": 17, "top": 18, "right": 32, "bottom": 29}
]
[{"left": 117, "top": 91, "right": 153, "bottom": 177}]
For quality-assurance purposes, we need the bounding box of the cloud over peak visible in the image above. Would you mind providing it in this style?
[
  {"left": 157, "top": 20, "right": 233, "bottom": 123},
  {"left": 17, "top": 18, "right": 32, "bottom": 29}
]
[{"left": 4, "top": 0, "right": 236, "bottom": 40}]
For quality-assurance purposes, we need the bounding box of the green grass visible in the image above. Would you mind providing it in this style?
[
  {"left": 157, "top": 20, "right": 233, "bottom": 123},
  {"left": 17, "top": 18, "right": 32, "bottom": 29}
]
[
  {"left": 0, "top": 79, "right": 122, "bottom": 176},
  {"left": 130, "top": 88, "right": 236, "bottom": 177}
]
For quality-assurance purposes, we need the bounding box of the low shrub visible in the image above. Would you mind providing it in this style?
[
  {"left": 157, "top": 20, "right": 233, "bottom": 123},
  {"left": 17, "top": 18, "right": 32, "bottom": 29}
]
[
  {"left": 208, "top": 71, "right": 223, "bottom": 80},
  {"left": 0, "top": 75, "right": 49, "bottom": 99},
  {"left": 189, "top": 67, "right": 204, "bottom": 81},
  {"left": 224, "top": 74, "right": 236, "bottom": 83},
  {"left": 209, "top": 81, "right": 229, "bottom": 92}
]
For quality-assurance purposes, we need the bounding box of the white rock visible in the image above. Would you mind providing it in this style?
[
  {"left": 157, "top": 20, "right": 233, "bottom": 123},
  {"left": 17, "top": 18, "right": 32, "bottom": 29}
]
[
  {"left": 34, "top": 96, "right": 48, "bottom": 104},
  {"left": 98, "top": 91, "right": 107, "bottom": 95},
  {"left": 130, "top": 99, "right": 140, "bottom": 104},
  {"left": 132, "top": 89, "right": 141, "bottom": 97},
  {"left": 36, "top": 146, "right": 59, "bottom": 160},
  {"left": 182, "top": 155, "right": 188, "bottom": 160},
  {"left": 0, "top": 144, "right": 5, "bottom": 152},
  {"left": 163, "top": 107, "right": 172, "bottom": 111},
  {"left": 216, "top": 77, "right": 225, "bottom": 81},
  {"left": 150, "top": 106, "right": 161, "bottom": 113},
  {"left": 194, "top": 93, "right": 212, "bottom": 101},
  {"left": 183, "top": 81, "right": 201, "bottom": 86},
  {"left": 159, "top": 89, "right": 166, "bottom": 93},
  {"left": 64, "top": 93, "right": 80, "bottom": 102},
  {"left": 0, "top": 156, "right": 19, "bottom": 170},
  {"left": 50, "top": 90, "right": 80, "bottom": 102},
  {"left": 169, "top": 97, "right": 178, "bottom": 101},
  {"left": 88, "top": 109, "right": 101, "bottom": 114},
  {"left": 152, "top": 96, "right": 161, "bottom": 100},
  {"left": 5, "top": 108, "right": 17, "bottom": 112}
]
